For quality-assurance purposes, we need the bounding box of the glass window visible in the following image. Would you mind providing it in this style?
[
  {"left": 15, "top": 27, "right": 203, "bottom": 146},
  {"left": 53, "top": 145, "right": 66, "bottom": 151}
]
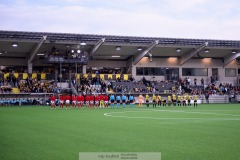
[
  {"left": 225, "top": 68, "right": 236, "bottom": 77},
  {"left": 156, "top": 68, "right": 165, "bottom": 75},
  {"left": 143, "top": 68, "right": 149, "bottom": 75},
  {"left": 182, "top": 68, "right": 208, "bottom": 76},
  {"left": 136, "top": 67, "right": 178, "bottom": 76},
  {"left": 149, "top": 68, "right": 155, "bottom": 75},
  {"left": 136, "top": 68, "right": 143, "bottom": 75}
]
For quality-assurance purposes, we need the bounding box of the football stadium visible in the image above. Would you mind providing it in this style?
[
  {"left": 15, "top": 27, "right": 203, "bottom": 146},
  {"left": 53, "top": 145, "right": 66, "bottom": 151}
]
[{"left": 0, "top": 30, "right": 240, "bottom": 160}]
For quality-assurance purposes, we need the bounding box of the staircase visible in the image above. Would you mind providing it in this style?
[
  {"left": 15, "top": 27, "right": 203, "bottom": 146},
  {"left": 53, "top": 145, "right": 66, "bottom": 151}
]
[{"left": 201, "top": 95, "right": 229, "bottom": 103}]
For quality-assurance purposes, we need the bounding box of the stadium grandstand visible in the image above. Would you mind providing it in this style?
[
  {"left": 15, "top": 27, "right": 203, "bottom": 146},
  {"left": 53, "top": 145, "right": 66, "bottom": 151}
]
[{"left": 0, "top": 30, "right": 240, "bottom": 104}]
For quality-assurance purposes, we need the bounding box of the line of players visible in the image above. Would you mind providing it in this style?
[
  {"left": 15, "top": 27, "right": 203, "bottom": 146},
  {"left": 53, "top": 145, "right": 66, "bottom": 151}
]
[
  {"left": 49, "top": 94, "right": 135, "bottom": 109},
  {"left": 49, "top": 93, "right": 198, "bottom": 109},
  {"left": 139, "top": 94, "right": 198, "bottom": 108}
]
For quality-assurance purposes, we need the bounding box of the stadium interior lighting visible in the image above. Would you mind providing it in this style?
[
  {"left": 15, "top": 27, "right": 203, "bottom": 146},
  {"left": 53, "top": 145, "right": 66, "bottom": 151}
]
[
  {"left": 37, "top": 53, "right": 44, "bottom": 56},
  {"left": 203, "top": 58, "right": 212, "bottom": 60},
  {"left": 0, "top": 52, "right": 2, "bottom": 55},
  {"left": 116, "top": 46, "right": 121, "bottom": 51},
  {"left": 232, "top": 50, "right": 237, "bottom": 54},
  {"left": 111, "top": 55, "right": 121, "bottom": 58},
  {"left": 205, "top": 49, "right": 210, "bottom": 53},
  {"left": 80, "top": 42, "right": 86, "bottom": 45},
  {"left": 137, "top": 47, "right": 143, "bottom": 51},
  {"left": 176, "top": 48, "right": 181, "bottom": 52},
  {"left": 71, "top": 50, "right": 74, "bottom": 53},
  {"left": 77, "top": 50, "right": 81, "bottom": 53},
  {"left": 12, "top": 42, "right": 18, "bottom": 47}
]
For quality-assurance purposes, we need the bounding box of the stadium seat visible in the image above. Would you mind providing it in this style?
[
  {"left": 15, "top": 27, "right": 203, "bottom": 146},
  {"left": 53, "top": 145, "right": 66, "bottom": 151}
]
[{"left": 12, "top": 87, "right": 20, "bottom": 94}]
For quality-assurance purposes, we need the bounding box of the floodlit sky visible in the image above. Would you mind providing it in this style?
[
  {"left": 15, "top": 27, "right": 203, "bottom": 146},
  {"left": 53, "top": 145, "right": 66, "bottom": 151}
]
[{"left": 0, "top": 0, "right": 240, "bottom": 40}]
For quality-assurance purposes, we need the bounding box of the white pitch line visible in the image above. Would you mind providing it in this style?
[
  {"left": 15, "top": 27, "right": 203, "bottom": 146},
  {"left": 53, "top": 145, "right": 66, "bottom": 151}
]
[
  {"left": 104, "top": 113, "right": 240, "bottom": 121},
  {"left": 104, "top": 110, "right": 240, "bottom": 121},
  {"left": 161, "top": 110, "right": 240, "bottom": 117},
  {"left": 125, "top": 109, "right": 240, "bottom": 117}
]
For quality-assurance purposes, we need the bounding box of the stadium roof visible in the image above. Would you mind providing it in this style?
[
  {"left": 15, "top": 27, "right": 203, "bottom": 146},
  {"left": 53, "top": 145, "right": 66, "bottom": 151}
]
[{"left": 0, "top": 30, "right": 240, "bottom": 65}]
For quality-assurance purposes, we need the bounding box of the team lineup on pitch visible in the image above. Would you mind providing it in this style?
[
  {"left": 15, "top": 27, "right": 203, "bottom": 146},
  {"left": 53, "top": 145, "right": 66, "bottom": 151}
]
[{"left": 49, "top": 93, "right": 200, "bottom": 109}]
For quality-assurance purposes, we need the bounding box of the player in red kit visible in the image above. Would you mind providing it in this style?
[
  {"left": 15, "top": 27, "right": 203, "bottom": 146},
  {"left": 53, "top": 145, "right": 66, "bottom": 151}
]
[
  {"left": 59, "top": 94, "right": 64, "bottom": 109},
  {"left": 50, "top": 94, "right": 56, "bottom": 109},
  {"left": 72, "top": 95, "right": 77, "bottom": 108},
  {"left": 65, "top": 94, "right": 71, "bottom": 109},
  {"left": 104, "top": 94, "right": 109, "bottom": 108},
  {"left": 95, "top": 94, "right": 100, "bottom": 108},
  {"left": 80, "top": 94, "right": 85, "bottom": 108},
  {"left": 89, "top": 94, "right": 94, "bottom": 108},
  {"left": 85, "top": 95, "right": 90, "bottom": 108},
  {"left": 77, "top": 94, "right": 81, "bottom": 108},
  {"left": 99, "top": 94, "right": 105, "bottom": 108}
]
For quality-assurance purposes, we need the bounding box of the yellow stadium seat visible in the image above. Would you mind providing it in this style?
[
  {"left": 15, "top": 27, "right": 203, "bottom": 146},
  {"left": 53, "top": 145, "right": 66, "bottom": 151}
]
[{"left": 12, "top": 87, "right": 20, "bottom": 94}]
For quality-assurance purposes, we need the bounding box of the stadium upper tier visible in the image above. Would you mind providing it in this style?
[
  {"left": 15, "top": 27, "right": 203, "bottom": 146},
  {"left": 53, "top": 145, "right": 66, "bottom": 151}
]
[{"left": 0, "top": 30, "right": 240, "bottom": 63}]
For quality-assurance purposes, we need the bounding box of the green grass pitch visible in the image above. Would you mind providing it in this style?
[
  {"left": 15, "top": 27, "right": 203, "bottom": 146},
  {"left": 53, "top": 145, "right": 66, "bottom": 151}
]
[{"left": 0, "top": 104, "right": 240, "bottom": 160}]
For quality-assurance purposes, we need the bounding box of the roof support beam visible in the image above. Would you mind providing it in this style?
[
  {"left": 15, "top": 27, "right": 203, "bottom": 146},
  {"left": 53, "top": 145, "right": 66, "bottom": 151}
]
[
  {"left": 132, "top": 40, "right": 159, "bottom": 65},
  {"left": 89, "top": 38, "right": 105, "bottom": 56},
  {"left": 179, "top": 42, "right": 208, "bottom": 66},
  {"left": 29, "top": 35, "right": 47, "bottom": 63},
  {"left": 223, "top": 52, "right": 240, "bottom": 67}
]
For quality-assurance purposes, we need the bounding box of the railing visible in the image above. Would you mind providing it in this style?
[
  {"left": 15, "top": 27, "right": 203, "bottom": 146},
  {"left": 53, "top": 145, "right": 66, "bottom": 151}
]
[{"left": 45, "top": 54, "right": 89, "bottom": 64}]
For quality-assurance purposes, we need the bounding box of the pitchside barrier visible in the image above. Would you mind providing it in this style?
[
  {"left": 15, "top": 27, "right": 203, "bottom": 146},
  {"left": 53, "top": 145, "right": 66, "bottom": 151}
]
[
  {"left": 0, "top": 93, "right": 51, "bottom": 104},
  {"left": 236, "top": 95, "right": 240, "bottom": 102}
]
